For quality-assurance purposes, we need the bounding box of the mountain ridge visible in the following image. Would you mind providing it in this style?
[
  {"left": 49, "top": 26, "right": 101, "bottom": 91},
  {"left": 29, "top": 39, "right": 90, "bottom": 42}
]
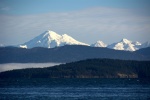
[
  {"left": 3, "top": 30, "right": 150, "bottom": 51},
  {"left": 0, "top": 45, "right": 149, "bottom": 64}
]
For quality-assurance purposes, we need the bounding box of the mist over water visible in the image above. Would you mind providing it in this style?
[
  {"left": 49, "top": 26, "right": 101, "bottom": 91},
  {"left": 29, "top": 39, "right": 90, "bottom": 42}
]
[{"left": 0, "top": 63, "right": 61, "bottom": 72}]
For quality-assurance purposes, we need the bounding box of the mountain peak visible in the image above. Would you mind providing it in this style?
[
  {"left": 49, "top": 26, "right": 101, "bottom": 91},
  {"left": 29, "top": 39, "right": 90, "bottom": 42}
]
[
  {"left": 44, "top": 30, "right": 61, "bottom": 39},
  {"left": 108, "top": 38, "right": 142, "bottom": 51},
  {"left": 19, "top": 30, "right": 88, "bottom": 48},
  {"left": 91, "top": 40, "right": 107, "bottom": 47},
  {"left": 46, "top": 30, "right": 57, "bottom": 35},
  {"left": 121, "top": 38, "right": 132, "bottom": 44}
]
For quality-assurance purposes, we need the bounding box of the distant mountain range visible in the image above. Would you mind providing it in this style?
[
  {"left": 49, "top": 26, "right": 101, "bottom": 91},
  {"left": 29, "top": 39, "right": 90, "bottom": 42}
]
[
  {"left": 15, "top": 30, "right": 149, "bottom": 51},
  {"left": 7, "top": 30, "right": 147, "bottom": 51},
  {"left": 0, "top": 45, "right": 150, "bottom": 64}
]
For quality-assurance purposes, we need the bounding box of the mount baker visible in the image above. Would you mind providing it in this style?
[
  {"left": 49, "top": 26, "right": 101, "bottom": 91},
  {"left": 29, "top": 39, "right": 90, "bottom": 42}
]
[
  {"left": 19, "top": 30, "right": 149, "bottom": 51},
  {"left": 19, "top": 30, "right": 88, "bottom": 48}
]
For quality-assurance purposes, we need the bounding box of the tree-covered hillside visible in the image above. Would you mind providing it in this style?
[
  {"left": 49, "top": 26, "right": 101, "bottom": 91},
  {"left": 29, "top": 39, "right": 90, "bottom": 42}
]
[{"left": 0, "top": 59, "right": 150, "bottom": 78}]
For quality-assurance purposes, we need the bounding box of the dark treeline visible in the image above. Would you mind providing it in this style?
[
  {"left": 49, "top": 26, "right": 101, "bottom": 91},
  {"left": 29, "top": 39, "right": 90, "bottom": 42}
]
[{"left": 0, "top": 59, "right": 150, "bottom": 78}]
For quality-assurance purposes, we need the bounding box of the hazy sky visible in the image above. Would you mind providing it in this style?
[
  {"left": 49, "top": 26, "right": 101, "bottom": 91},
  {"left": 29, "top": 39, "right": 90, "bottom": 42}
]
[{"left": 0, "top": 0, "right": 150, "bottom": 45}]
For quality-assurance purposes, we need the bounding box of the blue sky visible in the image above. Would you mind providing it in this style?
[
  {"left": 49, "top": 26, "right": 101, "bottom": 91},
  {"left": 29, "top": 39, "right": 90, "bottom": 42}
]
[
  {"left": 0, "top": 0, "right": 150, "bottom": 45},
  {"left": 1, "top": 0, "right": 150, "bottom": 15}
]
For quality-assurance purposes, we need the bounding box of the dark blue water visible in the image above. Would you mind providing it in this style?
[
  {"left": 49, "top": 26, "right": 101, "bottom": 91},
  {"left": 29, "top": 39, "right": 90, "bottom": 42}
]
[{"left": 0, "top": 78, "right": 150, "bottom": 100}]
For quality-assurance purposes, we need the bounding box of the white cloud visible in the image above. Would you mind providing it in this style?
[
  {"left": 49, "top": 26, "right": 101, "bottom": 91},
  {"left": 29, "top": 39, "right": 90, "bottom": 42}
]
[{"left": 0, "top": 7, "right": 150, "bottom": 45}]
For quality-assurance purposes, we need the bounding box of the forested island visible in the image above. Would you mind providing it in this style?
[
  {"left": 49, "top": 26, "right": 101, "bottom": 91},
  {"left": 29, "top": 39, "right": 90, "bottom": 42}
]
[{"left": 0, "top": 59, "right": 150, "bottom": 79}]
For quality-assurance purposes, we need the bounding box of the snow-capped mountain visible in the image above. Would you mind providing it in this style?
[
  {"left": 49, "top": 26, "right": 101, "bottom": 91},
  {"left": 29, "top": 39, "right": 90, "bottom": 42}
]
[
  {"left": 17, "top": 30, "right": 149, "bottom": 51},
  {"left": 91, "top": 40, "right": 107, "bottom": 47},
  {"left": 19, "top": 30, "right": 89, "bottom": 48},
  {"left": 107, "top": 38, "right": 142, "bottom": 51}
]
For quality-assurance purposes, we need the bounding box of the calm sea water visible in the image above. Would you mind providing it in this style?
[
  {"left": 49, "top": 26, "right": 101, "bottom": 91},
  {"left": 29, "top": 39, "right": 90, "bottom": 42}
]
[{"left": 0, "top": 78, "right": 150, "bottom": 100}]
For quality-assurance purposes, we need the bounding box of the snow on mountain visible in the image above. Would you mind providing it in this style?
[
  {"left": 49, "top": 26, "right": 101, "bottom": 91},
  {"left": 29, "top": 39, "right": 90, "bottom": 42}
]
[
  {"left": 91, "top": 40, "right": 107, "bottom": 47},
  {"left": 107, "top": 38, "right": 142, "bottom": 51},
  {"left": 19, "top": 30, "right": 89, "bottom": 48},
  {"left": 140, "top": 41, "right": 150, "bottom": 48},
  {"left": 17, "top": 30, "right": 149, "bottom": 51}
]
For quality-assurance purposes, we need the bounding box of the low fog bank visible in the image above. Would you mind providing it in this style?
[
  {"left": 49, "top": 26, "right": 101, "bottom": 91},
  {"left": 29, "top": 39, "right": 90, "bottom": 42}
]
[{"left": 0, "top": 63, "right": 61, "bottom": 72}]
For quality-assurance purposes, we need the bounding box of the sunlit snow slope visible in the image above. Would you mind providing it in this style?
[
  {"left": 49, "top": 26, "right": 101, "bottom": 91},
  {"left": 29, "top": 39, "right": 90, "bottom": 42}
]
[{"left": 20, "top": 30, "right": 88, "bottom": 48}]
